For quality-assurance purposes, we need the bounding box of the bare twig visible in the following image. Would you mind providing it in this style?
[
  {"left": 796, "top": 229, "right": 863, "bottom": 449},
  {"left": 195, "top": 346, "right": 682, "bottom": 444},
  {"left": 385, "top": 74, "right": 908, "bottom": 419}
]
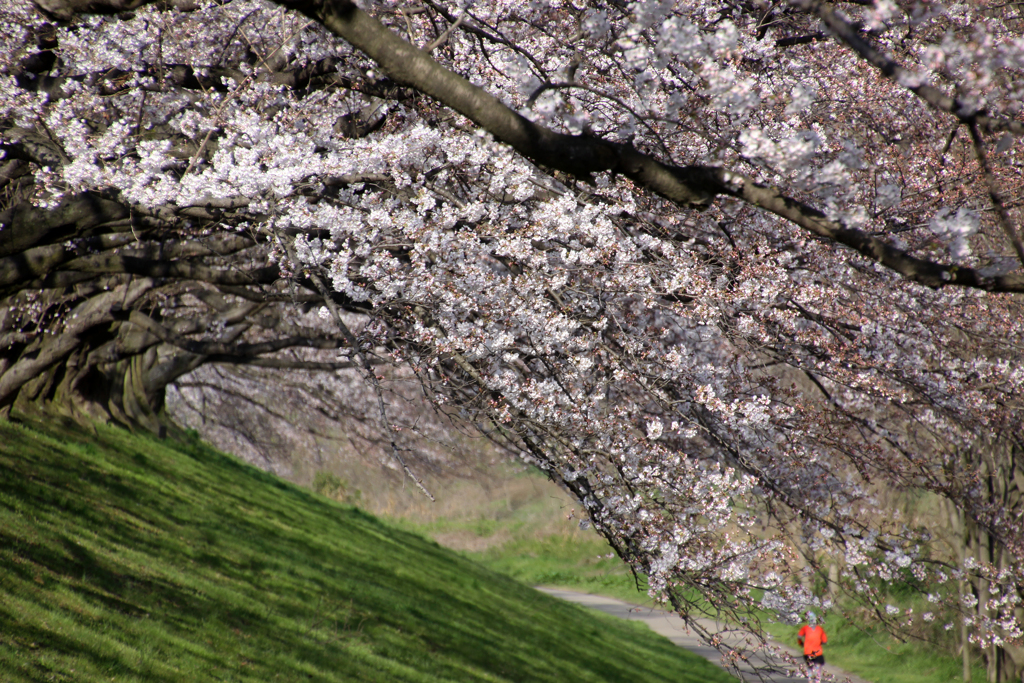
[
  {"left": 275, "top": 227, "right": 434, "bottom": 500},
  {"left": 308, "top": 269, "right": 435, "bottom": 500},
  {"left": 425, "top": 13, "right": 463, "bottom": 52}
]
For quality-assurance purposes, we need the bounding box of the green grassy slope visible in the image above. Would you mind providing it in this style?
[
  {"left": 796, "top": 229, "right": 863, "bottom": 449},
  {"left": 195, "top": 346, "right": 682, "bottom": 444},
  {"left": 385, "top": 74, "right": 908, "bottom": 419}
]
[{"left": 0, "top": 419, "right": 736, "bottom": 683}]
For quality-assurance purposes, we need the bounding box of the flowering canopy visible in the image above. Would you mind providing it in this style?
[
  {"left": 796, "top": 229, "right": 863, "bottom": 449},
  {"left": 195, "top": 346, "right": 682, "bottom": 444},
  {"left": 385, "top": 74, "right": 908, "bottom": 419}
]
[{"left": 3, "top": 0, "right": 1024, "bottom": 676}]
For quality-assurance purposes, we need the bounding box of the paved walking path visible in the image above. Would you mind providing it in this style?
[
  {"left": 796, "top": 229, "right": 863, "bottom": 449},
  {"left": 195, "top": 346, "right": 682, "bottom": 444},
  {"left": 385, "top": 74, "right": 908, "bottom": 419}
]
[{"left": 536, "top": 587, "right": 872, "bottom": 683}]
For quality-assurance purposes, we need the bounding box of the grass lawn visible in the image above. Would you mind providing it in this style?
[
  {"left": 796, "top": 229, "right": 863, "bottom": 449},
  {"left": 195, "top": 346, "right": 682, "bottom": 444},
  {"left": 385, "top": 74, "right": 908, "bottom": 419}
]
[{"left": 0, "top": 417, "right": 737, "bottom": 683}]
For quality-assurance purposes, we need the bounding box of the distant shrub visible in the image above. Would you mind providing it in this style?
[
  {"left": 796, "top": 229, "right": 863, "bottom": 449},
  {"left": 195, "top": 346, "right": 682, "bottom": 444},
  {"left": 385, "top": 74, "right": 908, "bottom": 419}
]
[{"left": 312, "top": 471, "right": 361, "bottom": 505}]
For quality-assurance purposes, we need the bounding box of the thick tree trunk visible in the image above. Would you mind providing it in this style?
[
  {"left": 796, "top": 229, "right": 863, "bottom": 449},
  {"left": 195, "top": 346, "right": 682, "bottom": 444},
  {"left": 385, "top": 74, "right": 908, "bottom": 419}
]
[
  {"left": 5, "top": 313, "right": 191, "bottom": 433},
  {"left": 1, "top": 179, "right": 346, "bottom": 435}
]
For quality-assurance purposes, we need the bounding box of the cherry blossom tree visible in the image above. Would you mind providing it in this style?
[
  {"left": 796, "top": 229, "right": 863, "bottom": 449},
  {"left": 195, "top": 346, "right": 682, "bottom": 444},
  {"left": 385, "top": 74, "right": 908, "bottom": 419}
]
[{"left": 4, "top": 0, "right": 1024, "bottom": 677}]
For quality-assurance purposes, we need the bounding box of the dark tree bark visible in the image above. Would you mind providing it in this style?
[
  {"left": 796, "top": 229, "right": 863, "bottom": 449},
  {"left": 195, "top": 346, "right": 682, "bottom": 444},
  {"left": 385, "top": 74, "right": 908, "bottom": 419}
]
[{"left": 0, "top": 178, "right": 354, "bottom": 429}]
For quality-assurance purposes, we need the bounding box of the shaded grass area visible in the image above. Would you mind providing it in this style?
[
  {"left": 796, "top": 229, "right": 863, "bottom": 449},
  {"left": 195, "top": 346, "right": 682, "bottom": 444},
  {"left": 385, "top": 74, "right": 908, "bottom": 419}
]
[
  {"left": 390, "top": 471, "right": 987, "bottom": 683},
  {"left": 0, "top": 418, "right": 737, "bottom": 683}
]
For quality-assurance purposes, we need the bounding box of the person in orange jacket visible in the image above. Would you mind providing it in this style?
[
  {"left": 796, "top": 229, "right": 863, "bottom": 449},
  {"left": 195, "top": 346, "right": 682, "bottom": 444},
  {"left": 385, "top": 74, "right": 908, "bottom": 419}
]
[{"left": 798, "top": 611, "right": 827, "bottom": 673}]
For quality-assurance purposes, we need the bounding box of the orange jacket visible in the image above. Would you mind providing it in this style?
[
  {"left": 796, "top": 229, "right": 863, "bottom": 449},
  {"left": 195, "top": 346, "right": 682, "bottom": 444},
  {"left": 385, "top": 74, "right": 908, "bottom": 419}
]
[{"left": 798, "top": 624, "right": 827, "bottom": 657}]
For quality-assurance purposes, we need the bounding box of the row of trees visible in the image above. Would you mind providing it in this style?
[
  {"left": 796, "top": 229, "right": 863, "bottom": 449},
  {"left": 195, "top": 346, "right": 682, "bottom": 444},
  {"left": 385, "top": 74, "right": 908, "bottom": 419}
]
[{"left": 3, "top": 0, "right": 1023, "bottom": 678}]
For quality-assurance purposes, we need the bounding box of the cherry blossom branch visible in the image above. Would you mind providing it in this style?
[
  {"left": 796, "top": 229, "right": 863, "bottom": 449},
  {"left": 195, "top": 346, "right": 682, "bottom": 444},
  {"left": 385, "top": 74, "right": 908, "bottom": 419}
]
[
  {"left": 15, "top": 58, "right": 353, "bottom": 101},
  {"left": 420, "top": 0, "right": 547, "bottom": 74},
  {"left": 526, "top": 81, "right": 674, "bottom": 159},
  {"left": 32, "top": 0, "right": 194, "bottom": 21},
  {"left": 31, "top": 0, "right": 1022, "bottom": 291},
  {"left": 709, "top": 169, "right": 1024, "bottom": 291},
  {"left": 271, "top": 0, "right": 1024, "bottom": 293},
  {"left": 66, "top": 252, "right": 281, "bottom": 286},
  {"left": 125, "top": 309, "right": 348, "bottom": 357},
  {"left": 967, "top": 122, "right": 1024, "bottom": 269},
  {"left": 799, "top": 0, "right": 1024, "bottom": 137}
]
